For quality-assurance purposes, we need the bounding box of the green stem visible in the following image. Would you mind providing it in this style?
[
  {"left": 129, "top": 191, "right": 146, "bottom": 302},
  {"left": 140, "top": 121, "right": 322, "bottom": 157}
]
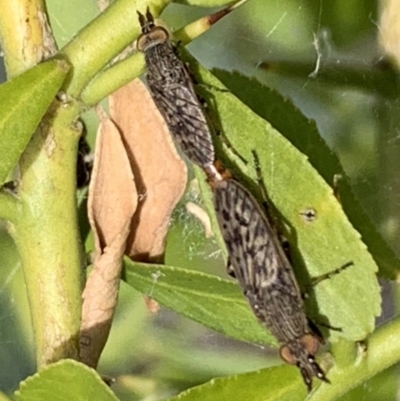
[
  {"left": 13, "top": 100, "right": 84, "bottom": 367},
  {"left": 81, "top": 53, "right": 145, "bottom": 106},
  {"left": 81, "top": 0, "right": 245, "bottom": 106},
  {"left": 0, "top": 0, "right": 83, "bottom": 367},
  {"left": 0, "top": 191, "right": 21, "bottom": 224},
  {"left": 310, "top": 316, "right": 400, "bottom": 400},
  {"left": 60, "top": 0, "right": 169, "bottom": 98}
]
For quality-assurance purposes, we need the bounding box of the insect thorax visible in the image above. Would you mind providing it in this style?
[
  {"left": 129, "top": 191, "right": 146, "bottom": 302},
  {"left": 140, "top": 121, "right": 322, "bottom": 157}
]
[
  {"left": 137, "top": 25, "right": 170, "bottom": 52},
  {"left": 145, "top": 43, "right": 186, "bottom": 86}
]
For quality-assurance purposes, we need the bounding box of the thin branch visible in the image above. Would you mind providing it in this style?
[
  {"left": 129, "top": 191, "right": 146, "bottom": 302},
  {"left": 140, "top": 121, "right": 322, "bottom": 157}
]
[
  {"left": 60, "top": 0, "right": 169, "bottom": 98},
  {"left": 13, "top": 102, "right": 84, "bottom": 367},
  {"left": 310, "top": 316, "right": 400, "bottom": 400},
  {"left": 81, "top": 53, "right": 145, "bottom": 106}
]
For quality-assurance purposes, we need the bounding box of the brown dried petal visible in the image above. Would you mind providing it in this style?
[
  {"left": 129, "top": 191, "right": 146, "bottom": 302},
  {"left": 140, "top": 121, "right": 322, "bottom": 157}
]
[
  {"left": 109, "top": 79, "right": 187, "bottom": 263},
  {"left": 80, "top": 107, "right": 137, "bottom": 368}
]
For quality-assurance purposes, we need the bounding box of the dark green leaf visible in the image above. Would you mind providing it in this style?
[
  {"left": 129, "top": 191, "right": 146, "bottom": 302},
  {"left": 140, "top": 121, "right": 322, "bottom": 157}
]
[{"left": 257, "top": 60, "right": 400, "bottom": 98}]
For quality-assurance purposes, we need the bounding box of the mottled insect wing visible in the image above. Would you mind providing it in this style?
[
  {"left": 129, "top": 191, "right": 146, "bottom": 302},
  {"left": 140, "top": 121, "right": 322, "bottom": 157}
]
[
  {"left": 213, "top": 178, "right": 326, "bottom": 391},
  {"left": 137, "top": 10, "right": 215, "bottom": 168},
  {"left": 147, "top": 78, "right": 215, "bottom": 168},
  {"left": 213, "top": 178, "right": 285, "bottom": 293}
]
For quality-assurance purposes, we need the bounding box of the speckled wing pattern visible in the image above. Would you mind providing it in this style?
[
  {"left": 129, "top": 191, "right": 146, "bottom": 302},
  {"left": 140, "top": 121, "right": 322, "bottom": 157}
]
[
  {"left": 144, "top": 41, "right": 215, "bottom": 168},
  {"left": 213, "top": 179, "right": 309, "bottom": 344}
]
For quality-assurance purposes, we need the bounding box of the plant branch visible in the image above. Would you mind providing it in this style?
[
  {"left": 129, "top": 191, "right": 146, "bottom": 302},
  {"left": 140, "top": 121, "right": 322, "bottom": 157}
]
[
  {"left": 13, "top": 100, "right": 84, "bottom": 367},
  {"left": 0, "top": 0, "right": 49, "bottom": 77},
  {"left": 310, "top": 316, "right": 400, "bottom": 400},
  {"left": 81, "top": 53, "right": 145, "bottom": 106},
  {"left": 81, "top": 0, "right": 248, "bottom": 105},
  {"left": 60, "top": 0, "right": 169, "bottom": 98}
]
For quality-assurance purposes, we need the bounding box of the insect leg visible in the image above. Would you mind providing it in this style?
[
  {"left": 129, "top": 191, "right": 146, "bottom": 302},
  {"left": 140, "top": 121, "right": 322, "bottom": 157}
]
[
  {"left": 226, "top": 257, "right": 236, "bottom": 278},
  {"left": 308, "top": 317, "right": 342, "bottom": 334},
  {"left": 216, "top": 129, "right": 248, "bottom": 165},
  {"left": 251, "top": 149, "right": 269, "bottom": 212},
  {"left": 310, "top": 261, "right": 353, "bottom": 287}
]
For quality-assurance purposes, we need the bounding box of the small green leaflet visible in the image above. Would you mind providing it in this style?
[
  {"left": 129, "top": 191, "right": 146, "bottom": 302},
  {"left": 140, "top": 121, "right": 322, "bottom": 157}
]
[{"left": 0, "top": 60, "right": 69, "bottom": 185}]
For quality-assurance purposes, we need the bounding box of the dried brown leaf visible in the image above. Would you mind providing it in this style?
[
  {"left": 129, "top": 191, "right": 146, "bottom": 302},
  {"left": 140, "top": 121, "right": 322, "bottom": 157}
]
[
  {"left": 109, "top": 79, "right": 187, "bottom": 263},
  {"left": 80, "top": 107, "right": 137, "bottom": 368}
]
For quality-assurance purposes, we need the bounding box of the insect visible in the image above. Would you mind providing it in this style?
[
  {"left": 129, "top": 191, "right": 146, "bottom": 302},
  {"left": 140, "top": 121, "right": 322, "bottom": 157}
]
[
  {"left": 209, "top": 167, "right": 328, "bottom": 391},
  {"left": 136, "top": 9, "right": 215, "bottom": 169}
]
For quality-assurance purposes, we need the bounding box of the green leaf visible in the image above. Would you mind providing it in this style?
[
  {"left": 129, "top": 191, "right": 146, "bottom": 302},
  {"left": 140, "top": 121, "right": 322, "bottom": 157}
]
[
  {"left": 166, "top": 364, "right": 308, "bottom": 401},
  {"left": 0, "top": 59, "right": 69, "bottom": 185},
  {"left": 212, "top": 69, "right": 400, "bottom": 280},
  {"left": 183, "top": 53, "right": 380, "bottom": 342},
  {"left": 15, "top": 359, "right": 119, "bottom": 401},
  {"left": 123, "top": 259, "right": 277, "bottom": 346}
]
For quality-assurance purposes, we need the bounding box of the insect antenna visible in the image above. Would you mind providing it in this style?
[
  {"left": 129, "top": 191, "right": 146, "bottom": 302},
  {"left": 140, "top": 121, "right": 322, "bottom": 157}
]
[
  {"left": 137, "top": 10, "right": 146, "bottom": 27},
  {"left": 146, "top": 7, "right": 154, "bottom": 23}
]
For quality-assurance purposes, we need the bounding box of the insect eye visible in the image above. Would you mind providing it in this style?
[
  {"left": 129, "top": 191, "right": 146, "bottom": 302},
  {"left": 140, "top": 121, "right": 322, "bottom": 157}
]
[
  {"left": 136, "top": 34, "right": 148, "bottom": 52},
  {"left": 150, "top": 27, "right": 169, "bottom": 42},
  {"left": 301, "top": 333, "right": 320, "bottom": 355},
  {"left": 279, "top": 345, "right": 296, "bottom": 365}
]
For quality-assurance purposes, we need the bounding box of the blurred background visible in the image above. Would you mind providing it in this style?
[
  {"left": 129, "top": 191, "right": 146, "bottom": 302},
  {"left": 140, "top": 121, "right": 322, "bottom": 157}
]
[{"left": 1, "top": 0, "right": 399, "bottom": 399}]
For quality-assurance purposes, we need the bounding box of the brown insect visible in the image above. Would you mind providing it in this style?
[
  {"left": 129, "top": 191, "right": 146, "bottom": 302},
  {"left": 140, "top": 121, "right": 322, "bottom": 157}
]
[
  {"left": 207, "top": 164, "right": 328, "bottom": 391},
  {"left": 136, "top": 9, "right": 215, "bottom": 169}
]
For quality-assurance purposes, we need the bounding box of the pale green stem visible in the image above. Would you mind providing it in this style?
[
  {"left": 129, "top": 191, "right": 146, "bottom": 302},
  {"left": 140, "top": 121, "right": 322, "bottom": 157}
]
[
  {"left": 81, "top": 53, "right": 145, "bottom": 106},
  {"left": 12, "top": 101, "right": 84, "bottom": 367},
  {"left": 0, "top": 0, "right": 47, "bottom": 77},
  {"left": 60, "top": 0, "right": 169, "bottom": 98},
  {"left": 81, "top": 0, "right": 246, "bottom": 106},
  {"left": 310, "top": 317, "right": 400, "bottom": 400},
  {"left": 0, "top": 0, "right": 84, "bottom": 367}
]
